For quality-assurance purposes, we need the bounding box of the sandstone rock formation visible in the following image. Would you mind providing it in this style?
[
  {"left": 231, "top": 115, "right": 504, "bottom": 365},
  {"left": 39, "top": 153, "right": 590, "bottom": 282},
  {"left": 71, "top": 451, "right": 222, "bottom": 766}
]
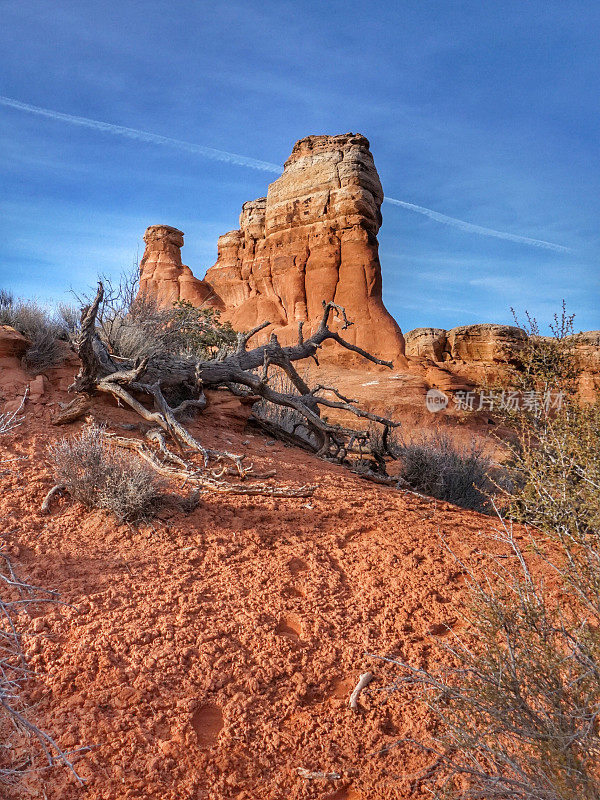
[
  {"left": 446, "top": 324, "right": 527, "bottom": 364},
  {"left": 404, "top": 323, "right": 527, "bottom": 365},
  {"left": 138, "top": 225, "right": 222, "bottom": 309},
  {"left": 404, "top": 328, "right": 447, "bottom": 361},
  {"left": 138, "top": 134, "right": 406, "bottom": 365},
  {"left": 569, "top": 331, "right": 600, "bottom": 372},
  {"left": 0, "top": 325, "right": 30, "bottom": 359}
]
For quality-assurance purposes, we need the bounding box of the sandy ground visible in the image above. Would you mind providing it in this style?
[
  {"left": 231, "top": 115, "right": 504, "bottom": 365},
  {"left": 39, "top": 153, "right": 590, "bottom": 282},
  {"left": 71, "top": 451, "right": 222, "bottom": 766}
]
[{"left": 0, "top": 390, "right": 518, "bottom": 800}]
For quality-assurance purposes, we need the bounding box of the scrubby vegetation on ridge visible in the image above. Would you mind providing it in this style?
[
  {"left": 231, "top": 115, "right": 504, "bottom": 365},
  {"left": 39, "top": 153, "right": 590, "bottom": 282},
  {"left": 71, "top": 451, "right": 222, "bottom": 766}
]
[
  {"left": 387, "top": 311, "right": 600, "bottom": 800},
  {"left": 0, "top": 289, "right": 73, "bottom": 371}
]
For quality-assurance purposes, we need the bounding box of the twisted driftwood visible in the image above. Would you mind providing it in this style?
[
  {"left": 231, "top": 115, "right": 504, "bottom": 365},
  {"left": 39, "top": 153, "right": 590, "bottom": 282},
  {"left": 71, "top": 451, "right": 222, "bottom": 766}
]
[{"left": 67, "top": 283, "right": 400, "bottom": 493}]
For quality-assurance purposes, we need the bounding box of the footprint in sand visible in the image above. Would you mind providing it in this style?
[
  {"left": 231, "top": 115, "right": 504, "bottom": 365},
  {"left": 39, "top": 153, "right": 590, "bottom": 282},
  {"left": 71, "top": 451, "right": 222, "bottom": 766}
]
[
  {"left": 327, "top": 788, "right": 362, "bottom": 800},
  {"left": 275, "top": 614, "right": 303, "bottom": 641},
  {"left": 288, "top": 557, "right": 308, "bottom": 576},
  {"left": 191, "top": 704, "right": 224, "bottom": 749},
  {"left": 428, "top": 618, "right": 464, "bottom": 637},
  {"left": 329, "top": 676, "right": 355, "bottom": 701},
  {"left": 281, "top": 583, "right": 304, "bottom": 599}
]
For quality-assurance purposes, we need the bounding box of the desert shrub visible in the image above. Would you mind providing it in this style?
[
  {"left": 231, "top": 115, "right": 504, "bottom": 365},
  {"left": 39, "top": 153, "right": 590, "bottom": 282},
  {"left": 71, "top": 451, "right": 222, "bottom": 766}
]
[
  {"left": 395, "top": 430, "right": 494, "bottom": 512},
  {"left": 388, "top": 314, "right": 600, "bottom": 798},
  {"left": 507, "top": 403, "right": 600, "bottom": 542},
  {"left": 252, "top": 368, "right": 320, "bottom": 449},
  {"left": 0, "top": 292, "right": 68, "bottom": 370},
  {"left": 389, "top": 516, "right": 600, "bottom": 799},
  {"left": 82, "top": 270, "right": 237, "bottom": 362},
  {"left": 56, "top": 302, "right": 81, "bottom": 340},
  {"left": 171, "top": 299, "right": 237, "bottom": 358},
  {"left": 510, "top": 301, "right": 582, "bottom": 399},
  {"left": 48, "top": 425, "right": 163, "bottom": 521}
]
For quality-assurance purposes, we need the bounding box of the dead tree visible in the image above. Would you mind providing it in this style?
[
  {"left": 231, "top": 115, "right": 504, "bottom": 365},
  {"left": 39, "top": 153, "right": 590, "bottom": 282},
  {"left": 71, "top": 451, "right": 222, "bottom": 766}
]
[{"left": 68, "top": 283, "right": 400, "bottom": 491}]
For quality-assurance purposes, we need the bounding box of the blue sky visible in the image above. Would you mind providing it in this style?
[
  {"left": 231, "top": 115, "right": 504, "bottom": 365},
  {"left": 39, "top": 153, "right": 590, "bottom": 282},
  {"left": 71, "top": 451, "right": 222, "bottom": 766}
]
[{"left": 0, "top": 0, "right": 598, "bottom": 332}]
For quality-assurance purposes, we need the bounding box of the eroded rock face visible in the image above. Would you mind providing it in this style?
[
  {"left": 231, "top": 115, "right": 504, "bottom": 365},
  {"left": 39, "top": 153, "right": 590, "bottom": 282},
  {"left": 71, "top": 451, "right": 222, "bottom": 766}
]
[
  {"left": 569, "top": 331, "right": 600, "bottom": 372},
  {"left": 404, "top": 328, "right": 447, "bottom": 361},
  {"left": 204, "top": 133, "right": 405, "bottom": 363},
  {"left": 0, "top": 325, "right": 30, "bottom": 359},
  {"left": 447, "top": 324, "right": 527, "bottom": 364},
  {"left": 138, "top": 225, "right": 222, "bottom": 309},
  {"left": 137, "top": 134, "right": 406, "bottom": 365},
  {"left": 404, "top": 324, "right": 528, "bottom": 364}
]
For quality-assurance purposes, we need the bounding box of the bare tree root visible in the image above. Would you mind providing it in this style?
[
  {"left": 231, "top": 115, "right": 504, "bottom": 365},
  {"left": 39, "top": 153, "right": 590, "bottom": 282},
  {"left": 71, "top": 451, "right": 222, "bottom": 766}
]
[
  {"left": 349, "top": 671, "right": 374, "bottom": 710},
  {"left": 68, "top": 283, "right": 401, "bottom": 490},
  {"left": 297, "top": 767, "right": 342, "bottom": 780},
  {"left": 40, "top": 484, "right": 66, "bottom": 514},
  {"left": 105, "top": 433, "right": 315, "bottom": 498}
]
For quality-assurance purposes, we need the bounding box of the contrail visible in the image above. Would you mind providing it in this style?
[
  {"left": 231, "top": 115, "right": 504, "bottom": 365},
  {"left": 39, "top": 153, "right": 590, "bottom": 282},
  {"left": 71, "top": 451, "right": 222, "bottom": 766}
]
[
  {"left": 0, "top": 95, "right": 281, "bottom": 174},
  {"left": 1, "top": 94, "right": 570, "bottom": 252},
  {"left": 383, "top": 197, "right": 569, "bottom": 252}
]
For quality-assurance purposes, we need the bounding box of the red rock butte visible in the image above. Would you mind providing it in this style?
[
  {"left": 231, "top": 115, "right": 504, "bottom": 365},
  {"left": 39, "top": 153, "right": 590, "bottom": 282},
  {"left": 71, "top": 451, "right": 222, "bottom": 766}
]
[{"left": 138, "top": 133, "right": 407, "bottom": 365}]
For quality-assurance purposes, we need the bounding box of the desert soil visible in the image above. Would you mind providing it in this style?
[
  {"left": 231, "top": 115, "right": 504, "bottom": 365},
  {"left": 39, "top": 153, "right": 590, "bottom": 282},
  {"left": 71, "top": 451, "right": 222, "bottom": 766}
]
[{"left": 2, "top": 393, "right": 512, "bottom": 799}]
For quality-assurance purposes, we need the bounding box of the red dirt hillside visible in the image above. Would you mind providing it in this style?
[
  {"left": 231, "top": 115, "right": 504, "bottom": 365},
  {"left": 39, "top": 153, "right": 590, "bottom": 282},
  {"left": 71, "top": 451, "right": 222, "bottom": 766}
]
[{"left": 3, "top": 385, "right": 523, "bottom": 800}]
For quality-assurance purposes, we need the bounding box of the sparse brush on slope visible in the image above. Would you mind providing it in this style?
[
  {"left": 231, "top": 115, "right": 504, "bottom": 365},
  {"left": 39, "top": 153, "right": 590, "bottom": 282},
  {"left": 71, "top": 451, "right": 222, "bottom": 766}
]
[
  {"left": 0, "top": 290, "right": 69, "bottom": 370},
  {"left": 66, "top": 282, "right": 400, "bottom": 493},
  {"left": 385, "top": 310, "right": 600, "bottom": 800},
  {"left": 0, "top": 394, "right": 84, "bottom": 786},
  {"left": 48, "top": 425, "right": 164, "bottom": 522},
  {"left": 395, "top": 430, "right": 494, "bottom": 513}
]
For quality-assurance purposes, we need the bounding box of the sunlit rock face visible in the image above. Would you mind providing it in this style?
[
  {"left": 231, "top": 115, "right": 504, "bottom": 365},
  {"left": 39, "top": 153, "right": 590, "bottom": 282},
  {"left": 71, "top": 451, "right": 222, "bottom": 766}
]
[
  {"left": 404, "top": 328, "right": 448, "bottom": 361},
  {"left": 404, "top": 324, "right": 528, "bottom": 365},
  {"left": 445, "top": 324, "right": 528, "bottom": 364},
  {"left": 137, "top": 134, "right": 406, "bottom": 365},
  {"left": 138, "top": 225, "right": 221, "bottom": 309}
]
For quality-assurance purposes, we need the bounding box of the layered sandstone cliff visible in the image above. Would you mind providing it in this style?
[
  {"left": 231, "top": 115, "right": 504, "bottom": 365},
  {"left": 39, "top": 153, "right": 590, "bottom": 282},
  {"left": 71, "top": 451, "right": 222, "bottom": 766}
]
[
  {"left": 138, "top": 134, "right": 406, "bottom": 365},
  {"left": 405, "top": 324, "right": 528, "bottom": 364}
]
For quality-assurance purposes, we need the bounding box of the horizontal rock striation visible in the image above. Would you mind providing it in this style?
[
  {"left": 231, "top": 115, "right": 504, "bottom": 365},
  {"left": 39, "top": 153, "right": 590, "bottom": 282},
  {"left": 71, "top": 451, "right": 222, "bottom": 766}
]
[
  {"left": 204, "top": 133, "right": 406, "bottom": 363},
  {"left": 138, "top": 134, "right": 406, "bottom": 365},
  {"left": 405, "top": 323, "right": 528, "bottom": 364},
  {"left": 446, "top": 324, "right": 527, "bottom": 364},
  {"left": 403, "top": 328, "right": 448, "bottom": 361}
]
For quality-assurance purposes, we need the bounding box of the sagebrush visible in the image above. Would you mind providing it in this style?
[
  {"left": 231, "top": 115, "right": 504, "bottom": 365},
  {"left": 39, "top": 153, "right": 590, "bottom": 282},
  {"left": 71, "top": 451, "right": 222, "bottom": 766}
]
[
  {"left": 395, "top": 430, "right": 494, "bottom": 512},
  {"left": 0, "top": 291, "right": 69, "bottom": 370},
  {"left": 48, "top": 425, "right": 163, "bottom": 521}
]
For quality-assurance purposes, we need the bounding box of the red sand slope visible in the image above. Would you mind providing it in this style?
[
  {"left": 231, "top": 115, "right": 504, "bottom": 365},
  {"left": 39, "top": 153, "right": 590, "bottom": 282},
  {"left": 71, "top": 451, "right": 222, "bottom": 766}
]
[{"left": 2, "top": 396, "right": 515, "bottom": 800}]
